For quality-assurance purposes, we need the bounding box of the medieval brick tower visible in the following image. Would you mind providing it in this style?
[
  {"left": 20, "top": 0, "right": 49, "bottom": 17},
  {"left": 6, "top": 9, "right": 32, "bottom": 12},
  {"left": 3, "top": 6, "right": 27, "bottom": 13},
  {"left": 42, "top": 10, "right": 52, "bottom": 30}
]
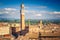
[
  {"left": 20, "top": 3, "right": 25, "bottom": 30},
  {"left": 40, "top": 20, "right": 43, "bottom": 29}
]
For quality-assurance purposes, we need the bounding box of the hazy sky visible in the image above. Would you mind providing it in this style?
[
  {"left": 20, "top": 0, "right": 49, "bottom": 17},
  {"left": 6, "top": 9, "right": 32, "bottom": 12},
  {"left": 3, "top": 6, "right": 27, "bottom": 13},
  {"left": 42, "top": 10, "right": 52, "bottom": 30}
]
[{"left": 0, "top": 0, "right": 60, "bottom": 19}]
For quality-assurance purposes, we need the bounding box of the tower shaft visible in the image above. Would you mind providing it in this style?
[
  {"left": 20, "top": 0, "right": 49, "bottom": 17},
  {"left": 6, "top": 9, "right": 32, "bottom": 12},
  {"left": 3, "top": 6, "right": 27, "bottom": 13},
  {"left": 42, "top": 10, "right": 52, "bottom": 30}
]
[
  {"left": 39, "top": 20, "right": 43, "bottom": 29},
  {"left": 20, "top": 3, "right": 25, "bottom": 30}
]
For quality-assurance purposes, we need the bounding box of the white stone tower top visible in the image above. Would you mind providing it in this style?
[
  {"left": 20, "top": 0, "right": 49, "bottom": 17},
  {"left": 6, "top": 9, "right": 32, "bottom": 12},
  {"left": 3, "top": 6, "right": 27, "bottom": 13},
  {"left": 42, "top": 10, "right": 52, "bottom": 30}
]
[
  {"left": 21, "top": 3, "right": 24, "bottom": 8},
  {"left": 20, "top": 3, "right": 24, "bottom": 14}
]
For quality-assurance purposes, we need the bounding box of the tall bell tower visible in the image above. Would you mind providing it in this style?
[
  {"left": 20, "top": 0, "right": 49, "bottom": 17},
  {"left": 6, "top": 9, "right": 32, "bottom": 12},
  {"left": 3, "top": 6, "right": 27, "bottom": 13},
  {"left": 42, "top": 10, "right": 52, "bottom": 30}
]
[{"left": 20, "top": 3, "right": 25, "bottom": 30}]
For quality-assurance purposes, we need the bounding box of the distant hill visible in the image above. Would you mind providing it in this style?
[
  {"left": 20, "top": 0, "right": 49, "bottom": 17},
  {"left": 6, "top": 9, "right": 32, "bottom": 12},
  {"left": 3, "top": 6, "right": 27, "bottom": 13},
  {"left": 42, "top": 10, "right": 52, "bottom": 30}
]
[{"left": 0, "top": 18, "right": 60, "bottom": 24}]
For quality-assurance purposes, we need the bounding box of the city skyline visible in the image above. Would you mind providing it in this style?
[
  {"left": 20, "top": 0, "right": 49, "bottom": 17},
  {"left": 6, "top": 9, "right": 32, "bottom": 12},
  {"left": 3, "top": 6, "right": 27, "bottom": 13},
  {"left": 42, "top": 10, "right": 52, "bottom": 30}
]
[
  {"left": 0, "top": 0, "right": 60, "bottom": 19},
  {"left": 0, "top": 0, "right": 60, "bottom": 40}
]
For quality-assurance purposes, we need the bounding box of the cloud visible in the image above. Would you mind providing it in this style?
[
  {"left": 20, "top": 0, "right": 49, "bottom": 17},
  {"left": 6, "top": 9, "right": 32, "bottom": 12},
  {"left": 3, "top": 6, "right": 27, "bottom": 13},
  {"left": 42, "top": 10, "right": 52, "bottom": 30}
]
[
  {"left": 25, "top": 10, "right": 60, "bottom": 18},
  {"left": 25, "top": 10, "right": 42, "bottom": 17},
  {"left": 4, "top": 8, "right": 17, "bottom": 11},
  {"left": 0, "top": 8, "right": 20, "bottom": 19},
  {"left": 55, "top": 16, "right": 60, "bottom": 17},
  {"left": 0, "top": 8, "right": 19, "bottom": 14},
  {"left": 35, "top": 14, "right": 42, "bottom": 16},
  {"left": 25, "top": 6, "right": 47, "bottom": 9},
  {"left": 25, "top": 6, "right": 29, "bottom": 9},
  {"left": 0, "top": 7, "right": 60, "bottom": 19},
  {"left": 25, "top": 10, "right": 48, "bottom": 14},
  {"left": 54, "top": 11, "right": 60, "bottom": 14},
  {"left": 50, "top": 11, "right": 60, "bottom": 14},
  {"left": 25, "top": 10, "right": 60, "bottom": 17},
  {"left": 25, "top": 10, "right": 36, "bottom": 14}
]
